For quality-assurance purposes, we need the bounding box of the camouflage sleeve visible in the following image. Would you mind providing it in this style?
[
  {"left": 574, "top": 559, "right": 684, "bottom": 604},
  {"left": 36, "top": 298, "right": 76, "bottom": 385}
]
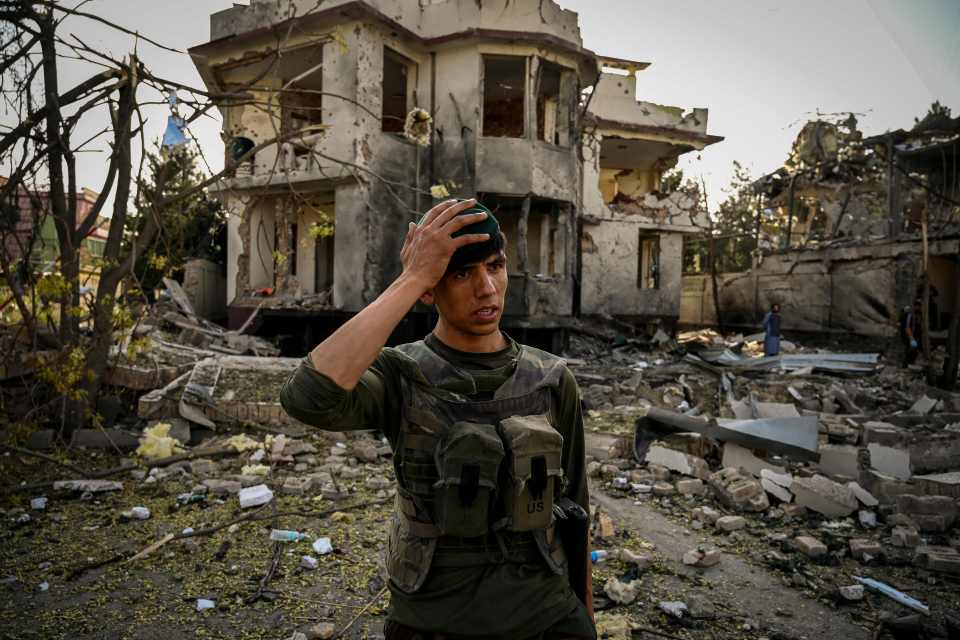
[
  {"left": 556, "top": 367, "right": 589, "bottom": 511},
  {"left": 279, "top": 351, "right": 402, "bottom": 440}
]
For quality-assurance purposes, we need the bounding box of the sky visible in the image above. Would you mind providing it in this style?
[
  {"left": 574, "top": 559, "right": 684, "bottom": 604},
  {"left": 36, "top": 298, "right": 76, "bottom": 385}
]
[{"left": 13, "top": 0, "right": 960, "bottom": 210}]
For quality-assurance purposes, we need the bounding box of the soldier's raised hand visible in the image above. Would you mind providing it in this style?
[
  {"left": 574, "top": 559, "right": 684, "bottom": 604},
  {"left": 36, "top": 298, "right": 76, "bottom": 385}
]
[{"left": 400, "top": 198, "right": 489, "bottom": 292}]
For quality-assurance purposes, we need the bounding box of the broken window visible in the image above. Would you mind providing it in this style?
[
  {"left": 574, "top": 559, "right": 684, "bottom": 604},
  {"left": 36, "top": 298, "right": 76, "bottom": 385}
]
[
  {"left": 482, "top": 56, "right": 526, "bottom": 138},
  {"left": 279, "top": 46, "right": 324, "bottom": 136},
  {"left": 527, "top": 202, "right": 565, "bottom": 276},
  {"left": 536, "top": 61, "right": 573, "bottom": 146},
  {"left": 382, "top": 47, "right": 416, "bottom": 133},
  {"left": 315, "top": 234, "right": 334, "bottom": 292},
  {"left": 481, "top": 195, "right": 566, "bottom": 277},
  {"left": 638, "top": 233, "right": 660, "bottom": 289}
]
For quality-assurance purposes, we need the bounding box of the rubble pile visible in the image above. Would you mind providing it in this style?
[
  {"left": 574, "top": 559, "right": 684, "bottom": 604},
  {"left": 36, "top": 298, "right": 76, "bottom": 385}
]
[{"left": 574, "top": 328, "right": 960, "bottom": 637}]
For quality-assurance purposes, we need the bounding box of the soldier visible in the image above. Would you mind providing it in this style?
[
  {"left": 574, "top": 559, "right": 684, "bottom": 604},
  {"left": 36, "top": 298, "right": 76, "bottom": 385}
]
[{"left": 281, "top": 198, "right": 596, "bottom": 640}]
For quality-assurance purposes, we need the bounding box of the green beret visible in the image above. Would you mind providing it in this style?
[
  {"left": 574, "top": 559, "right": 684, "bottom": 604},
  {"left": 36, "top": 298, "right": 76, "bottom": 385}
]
[{"left": 419, "top": 200, "right": 500, "bottom": 238}]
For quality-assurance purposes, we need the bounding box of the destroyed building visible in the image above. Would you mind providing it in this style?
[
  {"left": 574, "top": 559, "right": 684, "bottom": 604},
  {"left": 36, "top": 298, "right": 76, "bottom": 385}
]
[
  {"left": 681, "top": 111, "right": 960, "bottom": 339},
  {"left": 188, "top": 0, "right": 721, "bottom": 350}
]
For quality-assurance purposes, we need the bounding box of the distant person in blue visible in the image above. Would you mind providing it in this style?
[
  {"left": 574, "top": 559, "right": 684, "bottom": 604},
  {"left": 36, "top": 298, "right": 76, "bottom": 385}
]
[
  {"left": 762, "top": 303, "right": 782, "bottom": 357},
  {"left": 901, "top": 299, "right": 922, "bottom": 367}
]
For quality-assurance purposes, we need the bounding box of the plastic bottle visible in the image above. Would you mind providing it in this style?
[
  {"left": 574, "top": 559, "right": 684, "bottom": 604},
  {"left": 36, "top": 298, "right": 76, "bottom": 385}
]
[
  {"left": 270, "top": 529, "right": 309, "bottom": 542},
  {"left": 590, "top": 550, "right": 610, "bottom": 564}
]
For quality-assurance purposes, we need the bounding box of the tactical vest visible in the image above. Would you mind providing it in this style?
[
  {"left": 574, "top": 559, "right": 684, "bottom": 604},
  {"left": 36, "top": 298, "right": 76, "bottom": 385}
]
[{"left": 381, "top": 340, "right": 569, "bottom": 594}]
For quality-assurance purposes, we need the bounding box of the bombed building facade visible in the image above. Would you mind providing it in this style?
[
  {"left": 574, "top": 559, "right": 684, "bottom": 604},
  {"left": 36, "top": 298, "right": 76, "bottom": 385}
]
[
  {"left": 681, "top": 111, "right": 960, "bottom": 346},
  {"left": 189, "top": 0, "right": 721, "bottom": 350}
]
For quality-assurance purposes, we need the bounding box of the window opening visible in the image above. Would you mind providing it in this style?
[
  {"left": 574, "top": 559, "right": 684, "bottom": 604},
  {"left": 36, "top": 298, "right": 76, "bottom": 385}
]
[
  {"left": 482, "top": 56, "right": 526, "bottom": 138},
  {"left": 537, "top": 61, "right": 562, "bottom": 144},
  {"left": 638, "top": 233, "right": 660, "bottom": 289},
  {"left": 382, "top": 48, "right": 415, "bottom": 133},
  {"left": 315, "top": 234, "right": 335, "bottom": 292}
]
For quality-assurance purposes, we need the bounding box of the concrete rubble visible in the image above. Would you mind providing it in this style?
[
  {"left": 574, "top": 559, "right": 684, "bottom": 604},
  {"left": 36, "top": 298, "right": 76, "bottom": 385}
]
[{"left": 575, "top": 326, "right": 960, "bottom": 635}]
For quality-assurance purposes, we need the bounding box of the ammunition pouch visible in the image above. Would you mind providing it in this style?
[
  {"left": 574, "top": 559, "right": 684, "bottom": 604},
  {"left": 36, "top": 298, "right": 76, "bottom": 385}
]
[
  {"left": 499, "top": 413, "right": 564, "bottom": 532},
  {"left": 433, "top": 421, "right": 504, "bottom": 537}
]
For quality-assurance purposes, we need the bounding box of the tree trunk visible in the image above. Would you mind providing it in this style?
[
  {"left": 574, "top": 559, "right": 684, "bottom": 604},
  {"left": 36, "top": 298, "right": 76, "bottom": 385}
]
[{"left": 82, "top": 62, "right": 138, "bottom": 417}]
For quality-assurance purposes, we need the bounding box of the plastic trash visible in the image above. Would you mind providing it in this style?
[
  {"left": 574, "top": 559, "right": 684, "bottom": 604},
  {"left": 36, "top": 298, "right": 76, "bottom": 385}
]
[
  {"left": 122, "top": 506, "right": 151, "bottom": 520},
  {"left": 130, "top": 507, "right": 151, "bottom": 520},
  {"left": 182, "top": 527, "right": 194, "bottom": 535},
  {"left": 312, "top": 537, "right": 333, "bottom": 555},
  {"left": 176, "top": 493, "right": 205, "bottom": 506},
  {"left": 854, "top": 576, "right": 929, "bottom": 615},
  {"left": 611, "top": 477, "right": 629, "bottom": 490},
  {"left": 270, "top": 529, "right": 309, "bottom": 542},
  {"left": 38, "top": 581, "right": 49, "bottom": 592},
  {"left": 30, "top": 497, "right": 47, "bottom": 510},
  {"left": 239, "top": 484, "right": 274, "bottom": 509},
  {"left": 300, "top": 555, "right": 319, "bottom": 570},
  {"left": 162, "top": 115, "right": 188, "bottom": 149},
  {"left": 196, "top": 598, "right": 215, "bottom": 611},
  {"left": 590, "top": 550, "right": 610, "bottom": 564}
]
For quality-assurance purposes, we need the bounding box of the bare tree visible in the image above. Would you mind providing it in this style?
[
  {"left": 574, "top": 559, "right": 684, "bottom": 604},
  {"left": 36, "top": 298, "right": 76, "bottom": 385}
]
[{"left": 0, "top": 1, "right": 441, "bottom": 433}]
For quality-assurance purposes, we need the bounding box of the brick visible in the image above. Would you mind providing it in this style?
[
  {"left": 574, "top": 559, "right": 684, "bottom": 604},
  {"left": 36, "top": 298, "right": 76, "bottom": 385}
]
[
  {"left": 202, "top": 479, "right": 242, "bottom": 496},
  {"left": 862, "top": 421, "right": 903, "bottom": 447},
  {"left": 896, "top": 494, "right": 958, "bottom": 532},
  {"left": 791, "top": 474, "right": 857, "bottom": 517},
  {"left": 645, "top": 444, "right": 710, "bottom": 480},
  {"left": 692, "top": 506, "right": 721, "bottom": 525},
  {"left": 652, "top": 482, "right": 676, "bottom": 497},
  {"left": 891, "top": 526, "right": 921, "bottom": 548},
  {"left": 708, "top": 467, "right": 769, "bottom": 513},
  {"left": 794, "top": 536, "right": 827, "bottom": 559},
  {"left": 281, "top": 477, "right": 313, "bottom": 495},
  {"left": 849, "top": 538, "right": 882, "bottom": 560},
  {"left": 912, "top": 471, "right": 960, "bottom": 499},
  {"left": 715, "top": 515, "right": 746, "bottom": 532},
  {"left": 676, "top": 479, "right": 705, "bottom": 496},
  {"left": 914, "top": 545, "right": 960, "bottom": 575}
]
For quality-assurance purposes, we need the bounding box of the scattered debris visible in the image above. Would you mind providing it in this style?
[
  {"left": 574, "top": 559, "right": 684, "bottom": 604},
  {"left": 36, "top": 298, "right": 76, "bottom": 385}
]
[
  {"left": 854, "top": 576, "right": 929, "bottom": 615},
  {"left": 605, "top": 577, "right": 641, "bottom": 605}
]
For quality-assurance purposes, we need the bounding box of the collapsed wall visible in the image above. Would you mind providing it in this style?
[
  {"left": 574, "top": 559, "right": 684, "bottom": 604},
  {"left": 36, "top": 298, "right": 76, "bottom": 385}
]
[{"left": 681, "top": 236, "right": 960, "bottom": 337}]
